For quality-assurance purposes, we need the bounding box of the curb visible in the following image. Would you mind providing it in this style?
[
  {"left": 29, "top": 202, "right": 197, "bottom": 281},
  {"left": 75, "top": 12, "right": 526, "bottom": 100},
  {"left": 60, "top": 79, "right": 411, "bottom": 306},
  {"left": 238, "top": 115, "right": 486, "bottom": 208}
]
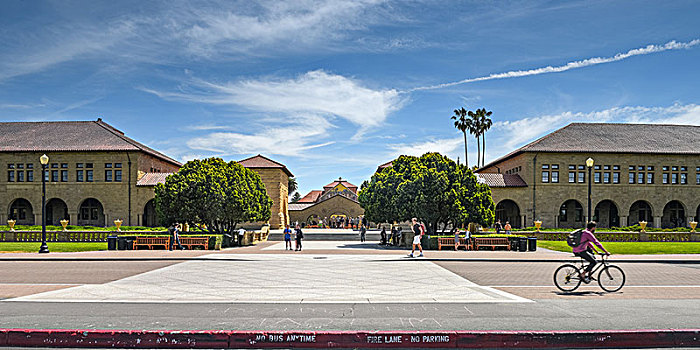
[
  {"left": 1, "top": 329, "right": 699, "bottom": 349},
  {"left": 1, "top": 256, "right": 699, "bottom": 264}
]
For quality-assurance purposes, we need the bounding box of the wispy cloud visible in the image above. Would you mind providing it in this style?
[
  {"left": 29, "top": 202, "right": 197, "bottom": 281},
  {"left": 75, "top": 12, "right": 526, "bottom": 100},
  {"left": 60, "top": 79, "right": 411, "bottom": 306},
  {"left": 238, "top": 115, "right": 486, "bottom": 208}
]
[
  {"left": 387, "top": 137, "right": 463, "bottom": 158},
  {"left": 186, "top": 115, "right": 335, "bottom": 157},
  {"left": 409, "top": 39, "right": 700, "bottom": 92},
  {"left": 143, "top": 70, "right": 404, "bottom": 140}
]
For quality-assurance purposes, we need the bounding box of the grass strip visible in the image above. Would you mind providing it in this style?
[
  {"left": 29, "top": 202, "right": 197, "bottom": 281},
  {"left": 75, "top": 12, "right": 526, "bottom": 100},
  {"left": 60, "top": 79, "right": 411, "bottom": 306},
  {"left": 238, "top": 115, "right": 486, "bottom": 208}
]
[
  {"left": 0, "top": 242, "right": 107, "bottom": 253},
  {"left": 539, "top": 240, "right": 700, "bottom": 254}
]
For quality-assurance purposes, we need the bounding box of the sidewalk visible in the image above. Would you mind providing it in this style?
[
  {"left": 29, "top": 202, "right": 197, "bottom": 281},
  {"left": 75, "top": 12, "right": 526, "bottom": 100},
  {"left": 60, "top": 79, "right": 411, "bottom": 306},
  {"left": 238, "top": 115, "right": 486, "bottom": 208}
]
[{"left": 1, "top": 241, "right": 699, "bottom": 263}]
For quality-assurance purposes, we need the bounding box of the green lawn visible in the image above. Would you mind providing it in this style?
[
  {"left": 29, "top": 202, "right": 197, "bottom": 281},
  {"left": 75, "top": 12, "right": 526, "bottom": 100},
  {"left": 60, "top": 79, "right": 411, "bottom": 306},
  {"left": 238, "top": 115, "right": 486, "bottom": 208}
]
[
  {"left": 0, "top": 242, "right": 107, "bottom": 253},
  {"left": 539, "top": 241, "right": 700, "bottom": 255}
]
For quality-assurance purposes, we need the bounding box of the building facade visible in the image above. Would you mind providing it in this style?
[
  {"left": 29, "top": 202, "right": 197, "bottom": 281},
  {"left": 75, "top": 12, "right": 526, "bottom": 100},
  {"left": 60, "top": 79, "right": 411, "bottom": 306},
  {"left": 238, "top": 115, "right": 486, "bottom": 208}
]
[
  {"left": 0, "top": 120, "right": 180, "bottom": 227},
  {"left": 476, "top": 123, "right": 700, "bottom": 229},
  {"left": 289, "top": 178, "right": 364, "bottom": 226},
  {"left": 1, "top": 121, "right": 292, "bottom": 228}
]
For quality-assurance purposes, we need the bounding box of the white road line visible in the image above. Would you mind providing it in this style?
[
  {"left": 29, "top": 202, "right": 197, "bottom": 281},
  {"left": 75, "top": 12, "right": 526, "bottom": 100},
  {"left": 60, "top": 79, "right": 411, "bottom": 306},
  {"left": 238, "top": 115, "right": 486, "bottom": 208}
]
[{"left": 0, "top": 283, "right": 94, "bottom": 286}]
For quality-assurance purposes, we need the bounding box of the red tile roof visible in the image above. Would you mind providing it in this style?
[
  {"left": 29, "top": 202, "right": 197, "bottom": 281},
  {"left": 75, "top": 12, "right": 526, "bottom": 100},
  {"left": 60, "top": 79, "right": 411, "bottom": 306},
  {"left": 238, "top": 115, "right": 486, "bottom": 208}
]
[
  {"left": 323, "top": 178, "right": 358, "bottom": 191},
  {"left": 136, "top": 172, "right": 173, "bottom": 186},
  {"left": 477, "top": 173, "right": 527, "bottom": 187},
  {"left": 0, "top": 119, "right": 181, "bottom": 166},
  {"left": 238, "top": 154, "right": 293, "bottom": 177},
  {"left": 296, "top": 190, "right": 322, "bottom": 203}
]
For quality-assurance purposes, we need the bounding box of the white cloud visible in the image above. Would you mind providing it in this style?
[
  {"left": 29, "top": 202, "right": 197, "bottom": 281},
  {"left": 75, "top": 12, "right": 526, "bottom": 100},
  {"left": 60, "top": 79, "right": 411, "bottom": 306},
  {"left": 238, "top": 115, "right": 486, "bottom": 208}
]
[
  {"left": 143, "top": 70, "right": 404, "bottom": 140},
  {"left": 387, "top": 137, "right": 463, "bottom": 158},
  {"left": 409, "top": 39, "right": 700, "bottom": 91},
  {"left": 180, "top": 0, "right": 386, "bottom": 56},
  {"left": 186, "top": 115, "right": 335, "bottom": 157}
]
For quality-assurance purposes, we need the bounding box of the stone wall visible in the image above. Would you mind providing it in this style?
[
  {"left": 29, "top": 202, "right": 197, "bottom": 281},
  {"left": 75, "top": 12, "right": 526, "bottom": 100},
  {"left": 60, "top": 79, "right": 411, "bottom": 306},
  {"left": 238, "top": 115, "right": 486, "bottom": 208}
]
[
  {"left": 246, "top": 168, "right": 288, "bottom": 229},
  {"left": 288, "top": 195, "right": 364, "bottom": 225}
]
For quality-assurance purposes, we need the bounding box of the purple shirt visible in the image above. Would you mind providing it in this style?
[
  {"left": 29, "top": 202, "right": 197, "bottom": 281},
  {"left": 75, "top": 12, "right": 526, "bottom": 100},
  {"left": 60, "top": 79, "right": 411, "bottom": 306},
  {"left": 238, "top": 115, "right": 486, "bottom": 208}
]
[{"left": 573, "top": 229, "right": 605, "bottom": 253}]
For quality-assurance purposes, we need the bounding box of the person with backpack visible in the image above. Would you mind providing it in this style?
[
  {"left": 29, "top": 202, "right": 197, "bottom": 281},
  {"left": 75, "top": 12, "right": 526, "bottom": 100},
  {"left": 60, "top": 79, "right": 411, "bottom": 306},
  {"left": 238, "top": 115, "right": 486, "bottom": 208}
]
[
  {"left": 408, "top": 218, "right": 424, "bottom": 258},
  {"left": 283, "top": 224, "right": 293, "bottom": 251},
  {"left": 570, "top": 221, "right": 610, "bottom": 283},
  {"left": 495, "top": 220, "right": 503, "bottom": 235},
  {"left": 294, "top": 224, "right": 304, "bottom": 251},
  {"left": 504, "top": 221, "right": 512, "bottom": 234}
]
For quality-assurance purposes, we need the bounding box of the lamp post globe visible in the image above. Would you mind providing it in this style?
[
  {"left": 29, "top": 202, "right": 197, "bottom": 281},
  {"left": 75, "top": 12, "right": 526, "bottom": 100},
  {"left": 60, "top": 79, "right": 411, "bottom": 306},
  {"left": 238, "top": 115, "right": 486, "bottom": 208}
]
[
  {"left": 586, "top": 158, "right": 594, "bottom": 224},
  {"left": 39, "top": 154, "right": 50, "bottom": 254}
]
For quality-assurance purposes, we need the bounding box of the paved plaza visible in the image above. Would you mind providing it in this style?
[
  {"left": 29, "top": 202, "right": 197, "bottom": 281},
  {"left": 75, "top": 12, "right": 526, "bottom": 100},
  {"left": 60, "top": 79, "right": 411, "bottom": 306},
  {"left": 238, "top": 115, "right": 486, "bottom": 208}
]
[
  {"left": 1, "top": 242, "right": 699, "bottom": 332},
  {"left": 8, "top": 254, "right": 530, "bottom": 304}
]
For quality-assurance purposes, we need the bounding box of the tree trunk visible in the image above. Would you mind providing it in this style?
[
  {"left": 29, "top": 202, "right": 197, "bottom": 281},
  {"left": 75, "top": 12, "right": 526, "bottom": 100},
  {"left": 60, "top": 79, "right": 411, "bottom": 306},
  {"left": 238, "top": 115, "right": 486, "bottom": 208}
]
[
  {"left": 476, "top": 134, "right": 481, "bottom": 168},
  {"left": 482, "top": 132, "right": 486, "bottom": 168},
  {"left": 463, "top": 132, "right": 468, "bottom": 167}
]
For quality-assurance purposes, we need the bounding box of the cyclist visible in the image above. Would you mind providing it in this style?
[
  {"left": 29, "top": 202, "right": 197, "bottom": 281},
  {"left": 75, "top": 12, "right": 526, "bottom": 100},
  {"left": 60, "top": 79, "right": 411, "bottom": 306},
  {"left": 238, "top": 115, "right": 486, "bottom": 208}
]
[{"left": 573, "top": 221, "right": 610, "bottom": 283}]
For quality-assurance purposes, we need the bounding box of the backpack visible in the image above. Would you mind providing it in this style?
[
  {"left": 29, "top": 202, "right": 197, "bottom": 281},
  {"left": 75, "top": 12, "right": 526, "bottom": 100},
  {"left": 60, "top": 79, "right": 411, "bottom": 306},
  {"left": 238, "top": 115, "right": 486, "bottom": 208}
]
[{"left": 566, "top": 229, "right": 584, "bottom": 248}]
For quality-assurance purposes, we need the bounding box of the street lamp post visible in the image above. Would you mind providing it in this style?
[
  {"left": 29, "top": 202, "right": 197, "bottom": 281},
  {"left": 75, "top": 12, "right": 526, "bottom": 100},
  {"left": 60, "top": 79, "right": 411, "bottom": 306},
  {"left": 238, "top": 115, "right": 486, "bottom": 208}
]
[
  {"left": 39, "top": 154, "right": 50, "bottom": 254},
  {"left": 586, "top": 157, "right": 594, "bottom": 224}
]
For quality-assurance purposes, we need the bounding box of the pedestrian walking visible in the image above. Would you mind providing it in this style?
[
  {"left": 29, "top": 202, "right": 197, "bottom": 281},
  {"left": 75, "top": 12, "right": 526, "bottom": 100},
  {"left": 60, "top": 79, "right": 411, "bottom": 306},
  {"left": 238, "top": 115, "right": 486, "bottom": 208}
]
[
  {"left": 495, "top": 220, "right": 503, "bottom": 235},
  {"left": 169, "top": 223, "right": 184, "bottom": 250},
  {"left": 294, "top": 224, "right": 304, "bottom": 251},
  {"left": 396, "top": 226, "right": 403, "bottom": 246},
  {"left": 391, "top": 225, "right": 398, "bottom": 246},
  {"left": 237, "top": 227, "right": 246, "bottom": 246},
  {"left": 380, "top": 226, "right": 387, "bottom": 245},
  {"left": 360, "top": 224, "right": 367, "bottom": 242},
  {"left": 504, "top": 221, "right": 512, "bottom": 235},
  {"left": 408, "top": 218, "right": 424, "bottom": 257},
  {"left": 454, "top": 229, "right": 460, "bottom": 250},
  {"left": 283, "top": 224, "right": 293, "bottom": 250}
]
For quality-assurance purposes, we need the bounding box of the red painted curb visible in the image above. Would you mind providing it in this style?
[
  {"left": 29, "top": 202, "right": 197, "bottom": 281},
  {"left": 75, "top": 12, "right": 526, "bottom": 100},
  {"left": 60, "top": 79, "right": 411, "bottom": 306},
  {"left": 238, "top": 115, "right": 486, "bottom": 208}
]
[{"left": 1, "top": 328, "right": 698, "bottom": 348}]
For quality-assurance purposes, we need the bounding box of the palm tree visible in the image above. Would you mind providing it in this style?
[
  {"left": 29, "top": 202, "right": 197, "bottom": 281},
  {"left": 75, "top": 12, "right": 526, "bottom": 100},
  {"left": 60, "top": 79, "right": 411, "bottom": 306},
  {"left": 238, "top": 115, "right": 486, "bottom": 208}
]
[
  {"left": 452, "top": 108, "right": 472, "bottom": 167},
  {"left": 467, "top": 109, "right": 481, "bottom": 167},
  {"left": 478, "top": 109, "right": 493, "bottom": 168},
  {"left": 288, "top": 176, "right": 298, "bottom": 195}
]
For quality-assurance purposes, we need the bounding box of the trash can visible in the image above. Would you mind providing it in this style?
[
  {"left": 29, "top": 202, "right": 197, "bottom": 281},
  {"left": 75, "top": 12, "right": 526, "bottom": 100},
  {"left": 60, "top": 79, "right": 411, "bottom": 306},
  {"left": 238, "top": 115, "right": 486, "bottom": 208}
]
[
  {"left": 107, "top": 235, "right": 118, "bottom": 251},
  {"left": 508, "top": 237, "right": 519, "bottom": 251},
  {"left": 117, "top": 237, "right": 126, "bottom": 250},
  {"left": 518, "top": 237, "right": 528, "bottom": 252},
  {"left": 125, "top": 238, "right": 134, "bottom": 250},
  {"left": 527, "top": 237, "right": 537, "bottom": 251}
]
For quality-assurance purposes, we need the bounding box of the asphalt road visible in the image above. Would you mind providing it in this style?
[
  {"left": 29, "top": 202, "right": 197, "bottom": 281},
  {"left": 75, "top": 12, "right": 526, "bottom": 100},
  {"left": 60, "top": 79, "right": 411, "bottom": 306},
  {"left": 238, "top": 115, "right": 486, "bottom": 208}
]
[{"left": 0, "top": 256, "right": 698, "bottom": 331}]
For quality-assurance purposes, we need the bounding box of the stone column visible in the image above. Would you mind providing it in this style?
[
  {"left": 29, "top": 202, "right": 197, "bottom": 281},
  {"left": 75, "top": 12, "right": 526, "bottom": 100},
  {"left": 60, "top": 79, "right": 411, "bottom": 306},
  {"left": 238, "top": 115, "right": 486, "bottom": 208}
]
[
  {"left": 521, "top": 215, "right": 526, "bottom": 228},
  {"left": 34, "top": 213, "right": 42, "bottom": 226},
  {"left": 619, "top": 216, "right": 628, "bottom": 227},
  {"left": 67, "top": 210, "right": 79, "bottom": 226},
  {"left": 554, "top": 215, "right": 559, "bottom": 229},
  {"left": 653, "top": 216, "right": 662, "bottom": 229},
  {"left": 137, "top": 214, "right": 143, "bottom": 227}
]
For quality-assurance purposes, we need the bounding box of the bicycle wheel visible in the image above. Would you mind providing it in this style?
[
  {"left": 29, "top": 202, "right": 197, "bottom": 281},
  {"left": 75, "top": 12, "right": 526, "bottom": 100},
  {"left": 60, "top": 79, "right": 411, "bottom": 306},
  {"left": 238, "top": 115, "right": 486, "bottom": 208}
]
[
  {"left": 554, "top": 264, "right": 582, "bottom": 292},
  {"left": 598, "top": 265, "right": 625, "bottom": 292}
]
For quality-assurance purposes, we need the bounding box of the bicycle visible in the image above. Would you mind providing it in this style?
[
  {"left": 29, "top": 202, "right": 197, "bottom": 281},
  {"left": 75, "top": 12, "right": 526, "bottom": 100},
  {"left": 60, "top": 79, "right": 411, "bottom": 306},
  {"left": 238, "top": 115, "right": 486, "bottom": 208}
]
[{"left": 553, "top": 253, "right": 625, "bottom": 293}]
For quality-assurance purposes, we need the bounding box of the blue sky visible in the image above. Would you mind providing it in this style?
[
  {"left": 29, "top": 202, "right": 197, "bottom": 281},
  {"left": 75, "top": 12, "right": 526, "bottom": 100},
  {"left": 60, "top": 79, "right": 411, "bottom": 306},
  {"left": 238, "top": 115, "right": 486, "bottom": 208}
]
[{"left": 1, "top": 0, "right": 699, "bottom": 197}]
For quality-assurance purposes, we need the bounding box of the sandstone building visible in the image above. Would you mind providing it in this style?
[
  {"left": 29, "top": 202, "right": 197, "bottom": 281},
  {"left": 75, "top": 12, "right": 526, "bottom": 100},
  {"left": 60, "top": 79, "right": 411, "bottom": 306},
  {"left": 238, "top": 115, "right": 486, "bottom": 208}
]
[
  {"left": 476, "top": 123, "right": 700, "bottom": 229},
  {"left": 1, "top": 120, "right": 291, "bottom": 228},
  {"left": 289, "top": 178, "right": 364, "bottom": 226}
]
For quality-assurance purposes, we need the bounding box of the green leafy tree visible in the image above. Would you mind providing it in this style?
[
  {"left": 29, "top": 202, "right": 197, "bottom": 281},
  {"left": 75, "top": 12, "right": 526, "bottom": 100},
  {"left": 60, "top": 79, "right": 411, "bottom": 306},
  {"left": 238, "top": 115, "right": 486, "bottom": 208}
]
[
  {"left": 155, "top": 158, "right": 273, "bottom": 238},
  {"left": 359, "top": 153, "right": 495, "bottom": 233},
  {"left": 290, "top": 192, "right": 302, "bottom": 203}
]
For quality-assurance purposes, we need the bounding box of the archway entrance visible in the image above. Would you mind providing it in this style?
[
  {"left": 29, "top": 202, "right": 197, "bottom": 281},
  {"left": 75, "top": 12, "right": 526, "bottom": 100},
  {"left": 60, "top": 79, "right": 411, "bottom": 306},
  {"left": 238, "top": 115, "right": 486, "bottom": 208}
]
[
  {"left": 495, "top": 200, "right": 521, "bottom": 228},
  {"left": 594, "top": 200, "right": 619, "bottom": 228},
  {"left": 78, "top": 198, "right": 104, "bottom": 227},
  {"left": 662, "top": 200, "right": 686, "bottom": 228},
  {"left": 629, "top": 201, "right": 653, "bottom": 227},
  {"left": 306, "top": 214, "right": 321, "bottom": 227},
  {"left": 46, "top": 198, "right": 69, "bottom": 226},
  {"left": 9, "top": 198, "right": 34, "bottom": 225},
  {"left": 559, "top": 200, "right": 584, "bottom": 228},
  {"left": 329, "top": 213, "right": 349, "bottom": 228},
  {"left": 143, "top": 200, "right": 157, "bottom": 227}
]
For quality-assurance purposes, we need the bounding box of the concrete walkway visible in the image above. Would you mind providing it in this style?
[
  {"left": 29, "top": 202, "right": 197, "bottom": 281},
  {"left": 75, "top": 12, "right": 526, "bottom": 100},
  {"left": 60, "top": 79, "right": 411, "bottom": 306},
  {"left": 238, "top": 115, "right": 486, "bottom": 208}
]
[{"left": 9, "top": 254, "right": 530, "bottom": 304}]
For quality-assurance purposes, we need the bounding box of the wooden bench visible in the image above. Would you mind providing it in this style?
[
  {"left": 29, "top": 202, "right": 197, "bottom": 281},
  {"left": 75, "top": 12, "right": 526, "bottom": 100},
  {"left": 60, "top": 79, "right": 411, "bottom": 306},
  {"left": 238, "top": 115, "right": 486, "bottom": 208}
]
[
  {"left": 474, "top": 237, "right": 509, "bottom": 251},
  {"left": 179, "top": 236, "right": 209, "bottom": 250},
  {"left": 437, "top": 237, "right": 473, "bottom": 251},
  {"left": 134, "top": 236, "right": 170, "bottom": 250}
]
